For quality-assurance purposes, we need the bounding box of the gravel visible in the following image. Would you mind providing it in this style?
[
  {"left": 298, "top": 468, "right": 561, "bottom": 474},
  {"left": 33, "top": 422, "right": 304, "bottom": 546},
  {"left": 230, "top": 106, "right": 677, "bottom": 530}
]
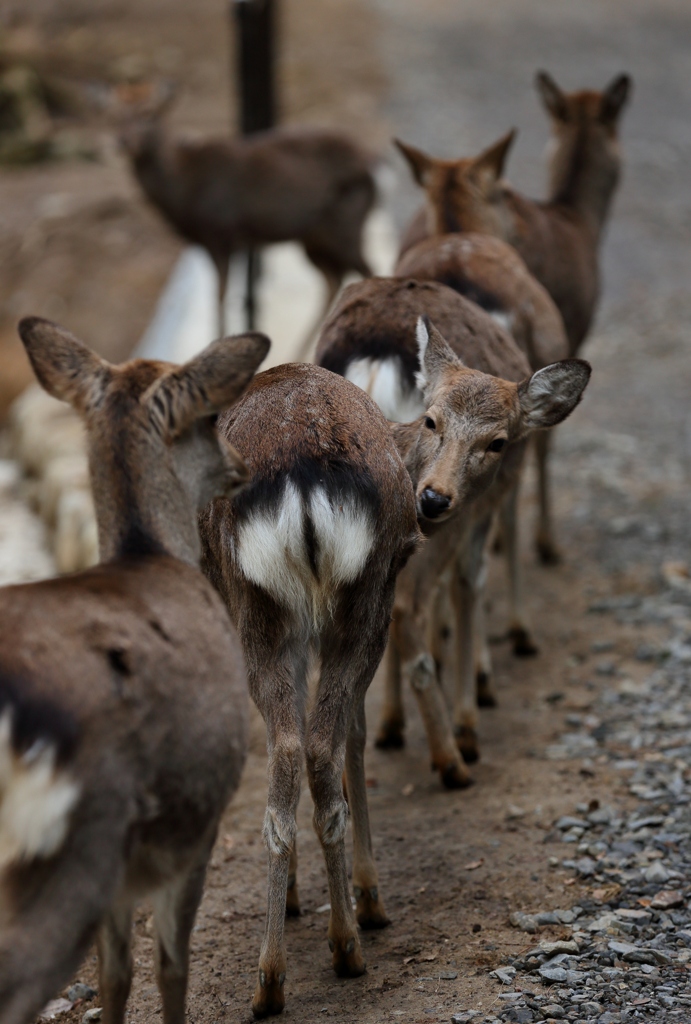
[{"left": 458, "top": 582, "right": 691, "bottom": 1022}]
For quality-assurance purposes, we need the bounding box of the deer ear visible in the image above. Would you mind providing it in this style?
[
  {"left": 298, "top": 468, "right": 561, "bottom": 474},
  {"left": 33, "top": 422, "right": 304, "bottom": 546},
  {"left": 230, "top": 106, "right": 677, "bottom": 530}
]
[
  {"left": 535, "top": 71, "right": 568, "bottom": 121},
  {"left": 145, "top": 331, "right": 270, "bottom": 439},
  {"left": 394, "top": 138, "right": 434, "bottom": 187},
  {"left": 415, "top": 316, "right": 464, "bottom": 392},
  {"left": 518, "top": 358, "right": 591, "bottom": 431},
  {"left": 18, "top": 317, "right": 111, "bottom": 414},
  {"left": 600, "top": 74, "right": 631, "bottom": 124},
  {"left": 469, "top": 129, "right": 516, "bottom": 192}
]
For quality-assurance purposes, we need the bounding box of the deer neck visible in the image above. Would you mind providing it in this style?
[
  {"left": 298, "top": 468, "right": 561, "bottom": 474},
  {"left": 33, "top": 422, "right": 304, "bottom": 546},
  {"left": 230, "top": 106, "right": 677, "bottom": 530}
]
[
  {"left": 547, "top": 129, "right": 620, "bottom": 242},
  {"left": 89, "top": 445, "right": 201, "bottom": 568}
]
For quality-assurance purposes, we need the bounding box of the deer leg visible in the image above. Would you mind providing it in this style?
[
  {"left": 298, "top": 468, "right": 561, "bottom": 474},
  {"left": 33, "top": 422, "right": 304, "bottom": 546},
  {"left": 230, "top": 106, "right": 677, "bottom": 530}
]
[
  {"left": 502, "top": 481, "right": 539, "bottom": 657},
  {"left": 534, "top": 430, "right": 560, "bottom": 565},
  {"left": 473, "top": 591, "right": 496, "bottom": 708},
  {"left": 98, "top": 897, "right": 135, "bottom": 1024},
  {"left": 452, "top": 519, "right": 493, "bottom": 764},
  {"left": 394, "top": 610, "right": 471, "bottom": 791},
  {"left": 211, "top": 251, "right": 230, "bottom": 337},
  {"left": 374, "top": 624, "right": 405, "bottom": 749},
  {"left": 151, "top": 830, "right": 216, "bottom": 1024},
  {"left": 305, "top": 700, "right": 364, "bottom": 979},
  {"left": 285, "top": 841, "right": 300, "bottom": 917},
  {"left": 346, "top": 697, "right": 390, "bottom": 930},
  {"left": 249, "top": 648, "right": 306, "bottom": 1019}
]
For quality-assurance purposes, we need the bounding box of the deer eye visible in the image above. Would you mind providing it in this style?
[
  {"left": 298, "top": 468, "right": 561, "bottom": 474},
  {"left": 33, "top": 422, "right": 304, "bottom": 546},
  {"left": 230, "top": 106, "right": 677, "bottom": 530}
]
[
  {"left": 424, "top": 416, "right": 436, "bottom": 430},
  {"left": 487, "top": 437, "right": 507, "bottom": 453}
]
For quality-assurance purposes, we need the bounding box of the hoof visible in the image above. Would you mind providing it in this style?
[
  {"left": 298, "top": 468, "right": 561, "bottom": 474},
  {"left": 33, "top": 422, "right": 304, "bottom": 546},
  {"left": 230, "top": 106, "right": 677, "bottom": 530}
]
[
  {"left": 355, "top": 886, "right": 391, "bottom": 930},
  {"left": 536, "top": 536, "right": 561, "bottom": 566},
  {"left": 509, "top": 627, "right": 539, "bottom": 658},
  {"left": 454, "top": 725, "right": 479, "bottom": 765},
  {"left": 476, "top": 670, "right": 497, "bottom": 708},
  {"left": 329, "top": 935, "right": 366, "bottom": 977},
  {"left": 252, "top": 969, "right": 285, "bottom": 1018},
  {"left": 374, "top": 720, "right": 405, "bottom": 750},
  {"left": 285, "top": 878, "right": 300, "bottom": 917},
  {"left": 440, "top": 760, "right": 473, "bottom": 790}
]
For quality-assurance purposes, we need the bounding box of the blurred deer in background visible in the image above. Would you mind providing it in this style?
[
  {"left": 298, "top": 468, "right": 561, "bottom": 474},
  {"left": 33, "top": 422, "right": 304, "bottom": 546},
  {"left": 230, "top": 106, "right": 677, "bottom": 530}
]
[
  {"left": 118, "top": 83, "right": 377, "bottom": 349},
  {"left": 0, "top": 318, "right": 268, "bottom": 1024},
  {"left": 317, "top": 293, "right": 590, "bottom": 774},
  {"left": 395, "top": 72, "right": 630, "bottom": 561}
]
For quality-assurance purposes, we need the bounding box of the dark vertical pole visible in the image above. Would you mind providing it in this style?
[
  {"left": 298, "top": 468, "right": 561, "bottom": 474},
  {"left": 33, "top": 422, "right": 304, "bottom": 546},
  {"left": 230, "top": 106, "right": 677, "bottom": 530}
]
[{"left": 232, "top": 0, "right": 277, "bottom": 330}]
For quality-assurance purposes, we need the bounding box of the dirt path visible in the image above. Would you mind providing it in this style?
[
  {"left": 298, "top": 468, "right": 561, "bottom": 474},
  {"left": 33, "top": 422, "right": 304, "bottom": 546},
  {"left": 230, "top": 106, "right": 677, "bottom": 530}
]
[{"left": 5, "top": 1, "right": 691, "bottom": 1023}]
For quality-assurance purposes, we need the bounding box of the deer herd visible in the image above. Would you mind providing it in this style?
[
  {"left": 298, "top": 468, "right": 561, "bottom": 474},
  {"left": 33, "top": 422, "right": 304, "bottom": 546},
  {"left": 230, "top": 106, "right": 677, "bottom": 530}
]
[{"left": 0, "top": 69, "right": 630, "bottom": 1024}]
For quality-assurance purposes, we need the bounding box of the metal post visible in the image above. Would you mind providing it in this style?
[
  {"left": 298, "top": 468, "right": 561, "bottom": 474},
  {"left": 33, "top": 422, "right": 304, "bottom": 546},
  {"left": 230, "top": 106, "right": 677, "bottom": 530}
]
[{"left": 232, "top": 0, "right": 277, "bottom": 330}]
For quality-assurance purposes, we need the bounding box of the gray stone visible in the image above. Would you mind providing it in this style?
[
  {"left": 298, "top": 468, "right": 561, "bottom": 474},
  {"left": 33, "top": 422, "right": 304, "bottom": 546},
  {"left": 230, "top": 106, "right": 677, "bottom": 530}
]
[
  {"left": 539, "top": 966, "right": 568, "bottom": 983},
  {"left": 492, "top": 966, "right": 517, "bottom": 985},
  {"left": 510, "top": 912, "right": 538, "bottom": 933},
  {"left": 644, "top": 861, "right": 670, "bottom": 883},
  {"left": 67, "top": 986, "right": 96, "bottom": 1004},
  {"left": 580, "top": 1003, "right": 603, "bottom": 1016},
  {"left": 556, "top": 817, "right": 590, "bottom": 831},
  {"left": 540, "top": 941, "right": 580, "bottom": 956},
  {"left": 575, "top": 857, "right": 597, "bottom": 877},
  {"left": 542, "top": 1006, "right": 565, "bottom": 1019},
  {"left": 82, "top": 1012, "right": 102, "bottom": 1024}
]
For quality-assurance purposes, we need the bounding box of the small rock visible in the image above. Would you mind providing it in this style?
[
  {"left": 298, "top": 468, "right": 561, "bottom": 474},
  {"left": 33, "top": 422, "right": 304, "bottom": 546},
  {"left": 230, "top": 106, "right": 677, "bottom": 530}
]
[
  {"left": 492, "top": 966, "right": 517, "bottom": 985},
  {"left": 505, "top": 1009, "right": 533, "bottom": 1024},
  {"left": 439, "top": 970, "right": 458, "bottom": 980},
  {"left": 542, "top": 1005, "right": 565, "bottom": 1020},
  {"left": 535, "top": 911, "right": 560, "bottom": 925},
  {"left": 39, "top": 1001, "right": 73, "bottom": 1021},
  {"left": 539, "top": 940, "right": 579, "bottom": 956},
  {"left": 555, "top": 816, "right": 590, "bottom": 831},
  {"left": 644, "top": 861, "right": 670, "bottom": 883},
  {"left": 82, "top": 1011, "right": 102, "bottom": 1024},
  {"left": 539, "top": 965, "right": 567, "bottom": 983},
  {"left": 67, "top": 985, "right": 96, "bottom": 1003},
  {"left": 575, "top": 856, "right": 597, "bottom": 877},
  {"left": 650, "top": 889, "right": 684, "bottom": 909},
  {"left": 509, "top": 911, "right": 538, "bottom": 933},
  {"left": 580, "top": 1002, "right": 602, "bottom": 1016},
  {"left": 451, "top": 1014, "right": 479, "bottom": 1024}
]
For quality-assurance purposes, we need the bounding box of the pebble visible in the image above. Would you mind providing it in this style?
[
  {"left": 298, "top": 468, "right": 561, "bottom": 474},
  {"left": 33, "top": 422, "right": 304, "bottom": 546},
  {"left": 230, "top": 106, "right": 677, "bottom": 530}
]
[
  {"left": 82, "top": 1012, "right": 102, "bottom": 1024},
  {"left": 509, "top": 911, "right": 538, "bottom": 933},
  {"left": 67, "top": 984, "right": 96, "bottom": 1003}
]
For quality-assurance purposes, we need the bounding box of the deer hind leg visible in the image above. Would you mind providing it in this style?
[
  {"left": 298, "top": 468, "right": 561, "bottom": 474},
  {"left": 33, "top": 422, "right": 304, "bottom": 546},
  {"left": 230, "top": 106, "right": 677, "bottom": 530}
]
[
  {"left": 452, "top": 518, "right": 493, "bottom": 764},
  {"left": 347, "top": 697, "right": 390, "bottom": 930},
  {"left": 249, "top": 643, "right": 306, "bottom": 1019},
  {"left": 98, "top": 897, "right": 135, "bottom": 1024},
  {"left": 501, "top": 481, "right": 539, "bottom": 657},
  {"left": 374, "top": 622, "right": 405, "bottom": 749},
  {"left": 534, "top": 430, "right": 561, "bottom": 565},
  {"left": 211, "top": 250, "right": 231, "bottom": 338},
  {"left": 285, "top": 841, "right": 300, "bottom": 917},
  {"left": 151, "top": 830, "right": 217, "bottom": 1024},
  {"left": 305, "top": 684, "right": 364, "bottom": 979}
]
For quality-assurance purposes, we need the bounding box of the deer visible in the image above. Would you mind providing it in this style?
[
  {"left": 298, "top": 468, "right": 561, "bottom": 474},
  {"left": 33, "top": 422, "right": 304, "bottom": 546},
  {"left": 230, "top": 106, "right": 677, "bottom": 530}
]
[
  {"left": 118, "top": 83, "right": 376, "bottom": 350},
  {"left": 0, "top": 316, "right": 269, "bottom": 1024},
  {"left": 394, "top": 72, "right": 630, "bottom": 560},
  {"left": 315, "top": 287, "right": 590, "bottom": 778},
  {"left": 199, "top": 363, "right": 420, "bottom": 1018},
  {"left": 394, "top": 233, "right": 569, "bottom": 650}
]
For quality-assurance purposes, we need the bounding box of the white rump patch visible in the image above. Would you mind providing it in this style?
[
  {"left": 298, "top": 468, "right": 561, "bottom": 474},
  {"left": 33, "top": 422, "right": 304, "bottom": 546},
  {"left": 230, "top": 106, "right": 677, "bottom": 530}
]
[
  {"left": 489, "top": 310, "right": 514, "bottom": 335},
  {"left": 0, "top": 712, "right": 81, "bottom": 869},
  {"left": 236, "top": 481, "right": 374, "bottom": 626},
  {"left": 345, "top": 357, "right": 426, "bottom": 424}
]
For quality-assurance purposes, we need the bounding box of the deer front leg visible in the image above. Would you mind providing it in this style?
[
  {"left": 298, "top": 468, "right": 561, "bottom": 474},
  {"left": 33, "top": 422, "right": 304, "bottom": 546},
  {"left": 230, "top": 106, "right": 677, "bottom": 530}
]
[
  {"left": 452, "top": 518, "right": 493, "bottom": 763},
  {"left": 346, "top": 698, "right": 390, "bottom": 929},
  {"left": 534, "top": 430, "right": 561, "bottom": 565},
  {"left": 473, "top": 593, "right": 496, "bottom": 708},
  {"left": 285, "top": 842, "right": 300, "bottom": 917},
  {"left": 501, "top": 481, "right": 539, "bottom": 657},
  {"left": 374, "top": 626, "right": 405, "bottom": 749}
]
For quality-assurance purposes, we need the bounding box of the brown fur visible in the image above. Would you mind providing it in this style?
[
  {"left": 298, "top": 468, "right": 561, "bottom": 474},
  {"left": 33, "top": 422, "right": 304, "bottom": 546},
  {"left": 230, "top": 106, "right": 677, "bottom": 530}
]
[
  {"left": 396, "top": 73, "right": 631, "bottom": 354},
  {"left": 315, "top": 298, "right": 589, "bottom": 777},
  {"left": 0, "top": 318, "right": 269, "bottom": 1024},
  {"left": 199, "top": 364, "right": 419, "bottom": 1018},
  {"left": 121, "top": 95, "right": 376, "bottom": 334}
]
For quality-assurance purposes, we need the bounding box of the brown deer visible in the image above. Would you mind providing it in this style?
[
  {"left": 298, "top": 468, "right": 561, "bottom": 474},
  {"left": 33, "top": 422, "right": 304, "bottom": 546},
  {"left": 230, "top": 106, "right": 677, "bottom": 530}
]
[
  {"left": 119, "top": 84, "right": 376, "bottom": 343},
  {"left": 394, "top": 233, "right": 569, "bottom": 626},
  {"left": 316, "top": 289, "right": 590, "bottom": 775},
  {"left": 0, "top": 317, "right": 269, "bottom": 1024},
  {"left": 199, "top": 364, "right": 420, "bottom": 1017},
  {"left": 395, "top": 73, "right": 630, "bottom": 559}
]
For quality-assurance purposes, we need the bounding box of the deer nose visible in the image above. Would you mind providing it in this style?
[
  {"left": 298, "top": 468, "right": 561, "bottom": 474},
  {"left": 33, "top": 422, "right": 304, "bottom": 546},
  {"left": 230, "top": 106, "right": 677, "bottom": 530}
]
[{"left": 420, "top": 488, "right": 452, "bottom": 519}]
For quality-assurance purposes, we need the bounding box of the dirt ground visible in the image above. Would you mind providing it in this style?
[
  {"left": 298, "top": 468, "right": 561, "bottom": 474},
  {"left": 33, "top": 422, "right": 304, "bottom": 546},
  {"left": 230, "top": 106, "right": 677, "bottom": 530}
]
[{"left": 3, "top": 0, "right": 691, "bottom": 1022}]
